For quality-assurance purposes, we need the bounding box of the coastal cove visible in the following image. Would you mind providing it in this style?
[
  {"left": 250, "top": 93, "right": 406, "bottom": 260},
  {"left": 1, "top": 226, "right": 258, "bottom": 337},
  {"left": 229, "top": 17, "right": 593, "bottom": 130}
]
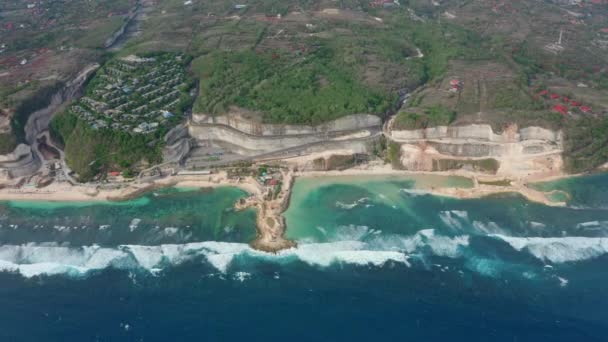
[{"left": 0, "top": 173, "right": 608, "bottom": 340}]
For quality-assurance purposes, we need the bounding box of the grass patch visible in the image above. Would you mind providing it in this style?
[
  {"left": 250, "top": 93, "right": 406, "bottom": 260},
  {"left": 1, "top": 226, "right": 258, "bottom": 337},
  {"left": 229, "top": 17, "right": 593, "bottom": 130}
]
[
  {"left": 433, "top": 158, "right": 499, "bottom": 174},
  {"left": 478, "top": 179, "right": 512, "bottom": 186},
  {"left": 75, "top": 17, "right": 126, "bottom": 49},
  {"left": 393, "top": 105, "right": 456, "bottom": 130}
]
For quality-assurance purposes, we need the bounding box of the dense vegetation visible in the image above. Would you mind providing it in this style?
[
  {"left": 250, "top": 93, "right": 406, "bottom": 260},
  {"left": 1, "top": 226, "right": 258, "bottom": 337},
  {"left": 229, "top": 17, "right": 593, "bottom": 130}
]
[
  {"left": 0, "top": 132, "right": 17, "bottom": 155},
  {"left": 193, "top": 48, "right": 394, "bottom": 125},
  {"left": 50, "top": 111, "right": 163, "bottom": 181},
  {"left": 563, "top": 117, "right": 608, "bottom": 173}
]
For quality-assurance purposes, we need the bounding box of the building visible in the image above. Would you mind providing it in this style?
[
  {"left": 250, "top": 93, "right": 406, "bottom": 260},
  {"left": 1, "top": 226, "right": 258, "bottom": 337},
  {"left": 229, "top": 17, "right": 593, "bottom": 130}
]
[{"left": 553, "top": 104, "right": 569, "bottom": 115}]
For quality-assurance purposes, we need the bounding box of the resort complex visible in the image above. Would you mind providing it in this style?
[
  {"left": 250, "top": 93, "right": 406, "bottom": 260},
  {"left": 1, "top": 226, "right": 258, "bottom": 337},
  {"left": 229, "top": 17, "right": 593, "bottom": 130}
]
[{"left": 69, "top": 53, "right": 192, "bottom": 134}]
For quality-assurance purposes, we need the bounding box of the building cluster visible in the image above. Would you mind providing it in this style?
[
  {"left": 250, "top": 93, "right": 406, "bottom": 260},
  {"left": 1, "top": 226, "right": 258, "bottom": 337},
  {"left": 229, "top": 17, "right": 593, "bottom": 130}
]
[
  {"left": 537, "top": 89, "right": 595, "bottom": 116},
  {"left": 69, "top": 53, "right": 189, "bottom": 134}
]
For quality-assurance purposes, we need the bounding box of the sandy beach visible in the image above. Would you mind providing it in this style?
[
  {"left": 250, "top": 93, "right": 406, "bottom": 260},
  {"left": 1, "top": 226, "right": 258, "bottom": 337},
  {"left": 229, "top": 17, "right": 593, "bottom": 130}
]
[
  {"left": 0, "top": 162, "right": 576, "bottom": 206},
  {"left": 0, "top": 171, "right": 262, "bottom": 203}
]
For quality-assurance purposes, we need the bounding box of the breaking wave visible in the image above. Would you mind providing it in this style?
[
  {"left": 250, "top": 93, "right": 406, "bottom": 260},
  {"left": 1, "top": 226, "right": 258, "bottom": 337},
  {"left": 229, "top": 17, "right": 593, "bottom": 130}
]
[
  {"left": 400, "top": 188, "right": 432, "bottom": 197},
  {"left": 439, "top": 210, "right": 469, "bottom": 231},
  {"left": 0, "top": 240, "right": 410, "bottom": 279},
  {"left": 335, "top": 197, "right": 370, "bottom": 210},
  {"left": 492, "top": 235, "right": 608, "bottom": 263},
  {"left": 2, "top": 229, "right": 607, "bottom": 280}
]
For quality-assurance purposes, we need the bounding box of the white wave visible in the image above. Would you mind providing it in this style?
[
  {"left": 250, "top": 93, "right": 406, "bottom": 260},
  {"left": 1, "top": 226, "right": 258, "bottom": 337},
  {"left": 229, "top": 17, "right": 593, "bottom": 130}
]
[
  {"left": 8, "top": 230, "right": 602, "bottom": 280},
  {"left": 528, "top": 221, "right": 546, "bottom": 230},
  {"left": 233, "top": 271, "right": 251, "bottom": 282},
  {"left": 368, "top": 229, "right": 469, "bottom": 258},
  {"left": 335, "top": 197, "right": 369, "bottom": 210},
  {"left": 464, "top": 257, "right": 503, "bottom": 278},
  {"left": 492, "top": 235, "right": 608, "bottom": 263},
  {"left": 400, "top": 188, "right": 431, "bottom": 197},
  {"left": 282, "top": 241, "right": 410, "bottom": 267},
  {"left": 0, "top": 238, "right": 412, "bottom": 278},
  {"left": 335, "top": 201, "right": 357, "bottom": 210},
  {"left": 439, "top": 210, "right": 469, "bottom": 231},
  {"left": 333, "top": 224, "right": 374, "bottom": 241},
  {"left": 472, "top": 221, "right": 505, "bottom": 235},
  {"left": 575, "top": 221, "right": 608, "bottom": 232},
  {"left": 129, "top": 218, "right": 141, "bottom": 232},
  {"left": 163, "top": 227, "right": 179, "bottom": 236},
  {"left": 576, "top": 221, "right": 600, "bottom": 228}
]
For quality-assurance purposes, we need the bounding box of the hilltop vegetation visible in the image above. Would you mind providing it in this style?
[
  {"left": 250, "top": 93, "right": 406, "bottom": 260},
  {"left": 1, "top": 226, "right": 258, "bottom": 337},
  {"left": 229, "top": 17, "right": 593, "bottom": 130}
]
[
  {"left": 193, "top": 48, "right": 393, "bottom": 125},
  {"left": 50, "top": 53, "right": 194, "bottom": 181}
]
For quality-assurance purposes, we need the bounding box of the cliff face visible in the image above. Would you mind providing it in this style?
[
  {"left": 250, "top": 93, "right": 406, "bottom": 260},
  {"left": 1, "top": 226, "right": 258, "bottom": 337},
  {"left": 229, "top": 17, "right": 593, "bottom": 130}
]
[
  {"left": 191, "top": 113, "right": 381, "bottom": 136},
  {"left": 188, "top": 114, "right": 382, "bottom": 154},
  {"left": 0, "top": 144, "right": 41, "bottom": 180},
  {"left": 0, "top": 64, "right": 99, "bottom": 180},
  {"left": 389, "top": 123, "right": 564, "bottom": 177},
  {"left": 391, "top": 124, "right": 562, "bottom": 144}
]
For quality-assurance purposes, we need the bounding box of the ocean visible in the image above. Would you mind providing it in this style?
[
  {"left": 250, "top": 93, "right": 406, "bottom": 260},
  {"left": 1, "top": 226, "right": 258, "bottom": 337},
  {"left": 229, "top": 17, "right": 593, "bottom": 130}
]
[{"left": 1, "top": 174, "right": 607, "bottom": 341}]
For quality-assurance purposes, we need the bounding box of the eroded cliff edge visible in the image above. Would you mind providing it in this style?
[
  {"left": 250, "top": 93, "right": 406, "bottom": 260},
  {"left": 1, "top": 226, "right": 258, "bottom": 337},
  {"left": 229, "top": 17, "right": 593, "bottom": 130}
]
[{"left": 387, "top": 121, "right": 564, "bottom": 179}]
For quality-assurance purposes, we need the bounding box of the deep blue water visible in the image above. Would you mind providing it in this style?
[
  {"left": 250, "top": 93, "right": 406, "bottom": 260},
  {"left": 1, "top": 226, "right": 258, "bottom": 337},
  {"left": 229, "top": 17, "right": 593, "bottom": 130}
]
[{"left": 0, "top": 175, "right": 607, "bottom": 341}]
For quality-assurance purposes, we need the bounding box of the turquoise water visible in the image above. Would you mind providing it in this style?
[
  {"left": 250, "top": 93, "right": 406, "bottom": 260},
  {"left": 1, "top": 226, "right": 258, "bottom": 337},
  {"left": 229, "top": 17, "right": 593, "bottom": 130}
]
[
  {"left": 0, "top": 186, "right": 256, "bottom": 245},
  {"left": 532, "top": 173, "right": 608, "bottom": 208},
  {"left": 0, "top": 174, "right": 607, "bottom": 341}
]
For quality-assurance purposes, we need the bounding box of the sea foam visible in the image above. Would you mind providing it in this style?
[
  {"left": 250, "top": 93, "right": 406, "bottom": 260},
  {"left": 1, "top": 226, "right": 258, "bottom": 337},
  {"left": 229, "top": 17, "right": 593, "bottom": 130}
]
[
  {"left": 0, "top": 239, "right": 411, "bottom": 278},
  {"left": 492, "top": 235, "right": 608, "bottom": 263},
  {"left": 3, "top": 231, "right": 604, "bottom": 280}
]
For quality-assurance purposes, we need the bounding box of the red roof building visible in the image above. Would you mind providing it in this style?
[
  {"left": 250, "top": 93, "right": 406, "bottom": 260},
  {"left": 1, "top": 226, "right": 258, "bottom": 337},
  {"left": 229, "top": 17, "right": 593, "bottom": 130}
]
[
  {"left": 570, "top": 100, "right": 582, "bottom": 107},
  {"left": 553, "top": 105, "right": 569, "bottom": 115},
  {"left": 580, "top": 106, "right": 592, "bottom": 113},
  {"left": 550, "top": 93, "right": 561, "bottom": 99},
  {"left": 538, "top": 90, "right": 549, "bottom": 96}
]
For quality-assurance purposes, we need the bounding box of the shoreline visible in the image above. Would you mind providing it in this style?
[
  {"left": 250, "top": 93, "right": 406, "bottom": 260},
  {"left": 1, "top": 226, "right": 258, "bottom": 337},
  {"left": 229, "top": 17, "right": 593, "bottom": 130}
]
[
  {"left": 0, "top": 163, "right": 592, "bottom": 253},
  {"left": 0, "top": 168, "right": 578, "bottom": 204}
]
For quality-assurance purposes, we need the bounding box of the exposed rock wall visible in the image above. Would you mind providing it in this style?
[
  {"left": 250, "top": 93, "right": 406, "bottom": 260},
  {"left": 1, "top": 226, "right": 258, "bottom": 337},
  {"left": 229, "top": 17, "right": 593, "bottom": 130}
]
[
  {"left": 191, "top": 113, "right": 381, "bottom": 136},
  {"left": 0, "top": 144, "right": 41, "bottom": 179},
  {"left": 189, "top": 112, "right": 381, "bottom": 155},
  {"left": 391, "top": 124, "right": 562, "bottom": 144},
  {"left": 0, "top": 64, "right": 99, "bottom": 180},
  {"left": 25, "top": 63, "right": 99, "bottom": 145},
  {"left": 389, "top": 123, "right": 564, "bottom": 176},
  {"left": 162, "top": 124, "right": 191, "bottom": 163},
  {"left": 189, "top": 124, "right": 354, "bottom": 153}
]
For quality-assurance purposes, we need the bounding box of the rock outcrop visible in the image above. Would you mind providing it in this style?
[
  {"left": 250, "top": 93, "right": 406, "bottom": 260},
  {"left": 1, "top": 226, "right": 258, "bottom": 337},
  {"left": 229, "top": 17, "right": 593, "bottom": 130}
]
[
  {"left": 191, "top": 113, "right": 381, "bottom": 136},
  {"left": 189, "top": 114, "right": 382, "bottom": 155},
  {"left": 162, "top": 124, "right": 191, "bottom": 163},
  {"left": 388, "top": 123, "right": 564, "bottom": 177},
  {"left": 0, "top": 144, "right": 41, "bottom": 179}
]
